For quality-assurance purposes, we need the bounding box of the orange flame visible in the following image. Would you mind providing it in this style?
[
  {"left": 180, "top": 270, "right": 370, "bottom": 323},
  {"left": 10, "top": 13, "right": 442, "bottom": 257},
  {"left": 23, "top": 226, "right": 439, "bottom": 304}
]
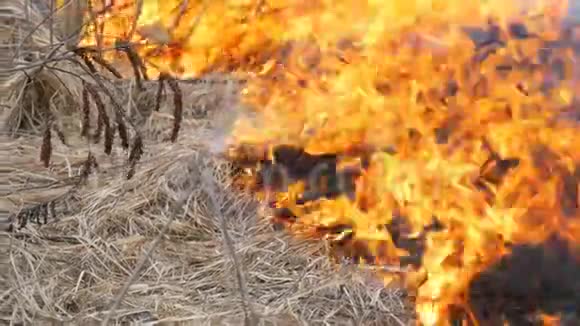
[
  {"left": 542, "top": 314, "right": 562, "bottom": 326},
  {"left": 83, "top": 1, "right": 578, "bottom": 324}
]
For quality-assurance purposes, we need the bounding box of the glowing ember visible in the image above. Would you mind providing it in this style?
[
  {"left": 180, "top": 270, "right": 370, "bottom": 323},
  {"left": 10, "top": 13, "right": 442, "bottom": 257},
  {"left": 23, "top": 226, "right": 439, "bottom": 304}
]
[{"left": 83, "top": 1, "right": 579, "bottom": 324}]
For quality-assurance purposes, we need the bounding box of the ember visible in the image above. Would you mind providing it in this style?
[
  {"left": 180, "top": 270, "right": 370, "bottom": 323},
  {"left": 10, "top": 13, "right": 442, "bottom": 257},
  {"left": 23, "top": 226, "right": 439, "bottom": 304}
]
[{"left": 85, "top": 0, "right": 580, "bottom": 324}]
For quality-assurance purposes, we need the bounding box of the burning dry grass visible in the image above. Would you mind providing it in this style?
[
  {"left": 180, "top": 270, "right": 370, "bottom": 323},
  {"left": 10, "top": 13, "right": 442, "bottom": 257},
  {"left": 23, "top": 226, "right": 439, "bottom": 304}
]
[
  {"left": 0, "top": 4, "right": 410, "bottom": 321},
  {"left": 1, "top": 87, "right": 411, "bottom": 325},
  {"left": 5, "top": 1, "right": 579, "bottom": 325}
]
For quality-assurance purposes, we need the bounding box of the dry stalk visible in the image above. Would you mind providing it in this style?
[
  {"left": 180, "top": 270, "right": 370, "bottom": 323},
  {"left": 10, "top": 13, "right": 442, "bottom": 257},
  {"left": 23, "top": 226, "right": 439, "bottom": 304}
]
[
  {"left": 81, "top": 81, "right": 90, "bottom": 137},
  {"left": 169, "top": 0, "right": 190, "bottom": 32},
  {"left": 9, "top": 147, "right": 99, "bottom": 231},
  {"left": 115, "top": 107, "right": 129, "bottom": 150},
  {"left": 100, "top": 216, "right": 177, "bottom": 326},
  {"left": 74, "top": 57, "right": 146, "bottom": 176},
  {"left": 127, "top": 134, "right": 144, "bottom": 180},
  {"left": 73, "top": 48, "right": 123, "bottom": 78},
  {"left": 126, "top": 0, "right": 144, "bottom": 42},
  {"left": 86, "top": 0, "right": 104, "bottom": 58},
  {"left": 154, "top": 72, "right": 168, "bottom": 112},
  {"left": 90, "top": 54, "right": 123, "bottom": 78},
  {"left": 85, "top": 83, "right": 113, "bottom": 154},
  {"left": 179, "top": 0, "right": 208, "bottom": 43},
  {"left": 51, "top": 122, "right": 67, "bottom": 145},
  {"left": 201, "top": 171, "right": 258, "bottom": 326},
  {"left": 125, "top": 45, "right": 144, "bottom": 89},
  {"left": 80, "top": 151, "right": 98, "bottom": 181},
  {"left": 110, "top": 0, "right": 150, "bottom": 82},
  {"left": 40, "top": 123, "right": 52, "bottom": 168},
  {"left": 101, "top": 163, "right": 197, "bottom": 326},
  {"left": 52, "top": 0, "right": 88, "bottom": 49},
  {"left": 166, "top": 76, "right": 183, "bottom": 142},
  {"left": 115, "top": 41, "right": 149, "bottom": 89}
]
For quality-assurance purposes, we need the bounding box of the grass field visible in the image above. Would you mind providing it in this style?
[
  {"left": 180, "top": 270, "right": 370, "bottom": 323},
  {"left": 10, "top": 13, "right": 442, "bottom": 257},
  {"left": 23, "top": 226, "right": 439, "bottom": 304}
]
[
  {"left": 0, "top": 2, "right": 412, "bottom": 324},
  {"left": 3, "top": 1, "right": 580, "bottom": 325}
]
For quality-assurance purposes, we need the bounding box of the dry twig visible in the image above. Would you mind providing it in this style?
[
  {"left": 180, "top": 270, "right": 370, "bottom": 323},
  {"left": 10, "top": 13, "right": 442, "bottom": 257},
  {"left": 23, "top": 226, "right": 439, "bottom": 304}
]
[
  {"left": 201, "top": 171, "right": 258, "bottom": 326},
  {"left": 166, "top": 76, "right": 183, "bottom": 142},
  {"left": 80, "top": 81, "right": 91, "bottom": 137},
  {"left": 154, "top": 72, "right": 168, "bottom": 112},
  {"left": 40, "top": 124, "right": 52, "bottom": 168},
  {"left": 101, "top": 160, "right": 198, "bottom": 326},
  {"left": 127, "top": 135, "right": 144, "bottom": 179},
  {"left": 85, "top": 83, "right": 113, "bottom": 154}
]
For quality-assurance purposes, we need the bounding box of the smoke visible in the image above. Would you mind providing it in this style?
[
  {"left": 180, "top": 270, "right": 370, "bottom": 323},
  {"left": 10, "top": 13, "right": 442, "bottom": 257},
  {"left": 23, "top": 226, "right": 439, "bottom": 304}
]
[{"left": 201, "top": 77, "right": 263, "bottom": 156}]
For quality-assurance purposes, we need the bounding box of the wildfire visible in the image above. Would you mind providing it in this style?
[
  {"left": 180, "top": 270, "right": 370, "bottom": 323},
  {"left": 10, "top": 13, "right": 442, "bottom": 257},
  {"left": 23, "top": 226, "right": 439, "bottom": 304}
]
[{"left": 82, "top": 1, "right": 579, "bottom": 324}]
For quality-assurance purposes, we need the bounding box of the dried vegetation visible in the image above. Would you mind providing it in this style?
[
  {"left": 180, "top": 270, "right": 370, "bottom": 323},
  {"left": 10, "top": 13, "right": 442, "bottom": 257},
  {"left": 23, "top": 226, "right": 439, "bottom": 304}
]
[{"left": 0, "top": 1, "right": 410, "bottom": 324}]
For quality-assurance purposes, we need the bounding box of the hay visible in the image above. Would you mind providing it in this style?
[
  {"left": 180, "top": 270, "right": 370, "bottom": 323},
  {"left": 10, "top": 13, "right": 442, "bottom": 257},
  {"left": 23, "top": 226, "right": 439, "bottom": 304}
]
[
  {"left": 1, "top": 1, "right": 412, "bottom": 325},
  {"left": 1, "top": 0, "right": 84, "bottom": 135},
  {"left": 2, "top": 90, "right": 412, "bottom": 325},
  {"left": 0, "top": 0, "right": 242, "bottom": 142},
  {"left": 0, "top": 52, "right": 412, "bottom": 325}
]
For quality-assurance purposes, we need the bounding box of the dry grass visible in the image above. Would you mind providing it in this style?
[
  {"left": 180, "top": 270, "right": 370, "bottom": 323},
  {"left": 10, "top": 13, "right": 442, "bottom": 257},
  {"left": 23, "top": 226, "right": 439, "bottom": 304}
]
[
  {"left": 1, "top": 84, "right": 412, "bottom": 325},
  {"left": 0, "top": 1, "right": 413, "bottom": 325}
]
